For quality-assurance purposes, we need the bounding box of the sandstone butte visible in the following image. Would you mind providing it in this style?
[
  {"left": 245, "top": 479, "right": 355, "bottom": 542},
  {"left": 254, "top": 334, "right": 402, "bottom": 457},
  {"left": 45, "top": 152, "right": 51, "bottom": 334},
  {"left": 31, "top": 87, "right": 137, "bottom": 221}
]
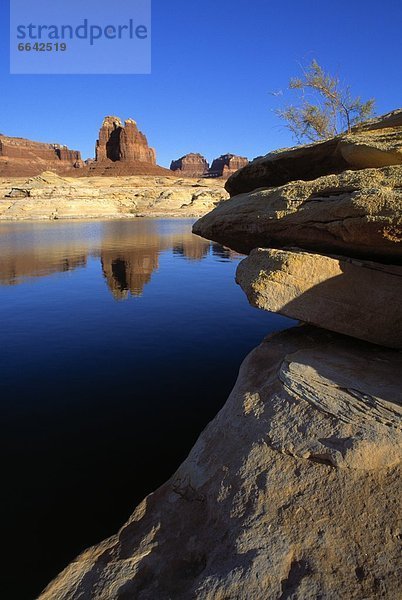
[
  {"left": 0, "top": 116, "right": 171, "bottom": 178},
  {"left": 0, "top": 117, "right": 250, "bottom": 181},
  {"left": 170, "top": 153, "right": 210, "bottom": 178},
  {"left": 39, "top": 109, "right": 402, "bottom": 599}
]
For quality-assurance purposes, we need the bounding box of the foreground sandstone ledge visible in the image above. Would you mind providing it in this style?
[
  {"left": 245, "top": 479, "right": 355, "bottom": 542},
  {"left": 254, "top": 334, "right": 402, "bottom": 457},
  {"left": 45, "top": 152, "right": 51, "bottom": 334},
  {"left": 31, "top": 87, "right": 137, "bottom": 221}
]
[
  {"left": 0, "top": 173, "right": 228, "bottom": 221},
  {"left": 193, "top": 165, "right": 402, "bottom": 260},
  {"left": 40, "top": 326, "right": 401, "bottom": 600},
  {"left": 236, "top": 248, "right": 402, "bottom": 348},
  {"left": 225, "top": 108, "right": 402, "bottom": 196}
]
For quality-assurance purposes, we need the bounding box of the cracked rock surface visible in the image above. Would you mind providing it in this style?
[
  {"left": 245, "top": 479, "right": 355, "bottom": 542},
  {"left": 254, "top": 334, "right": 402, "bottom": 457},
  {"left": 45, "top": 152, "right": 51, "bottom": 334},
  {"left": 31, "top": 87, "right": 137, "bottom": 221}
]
[{"left": 194, "top": 165, "right": 402, "bottom": 260}]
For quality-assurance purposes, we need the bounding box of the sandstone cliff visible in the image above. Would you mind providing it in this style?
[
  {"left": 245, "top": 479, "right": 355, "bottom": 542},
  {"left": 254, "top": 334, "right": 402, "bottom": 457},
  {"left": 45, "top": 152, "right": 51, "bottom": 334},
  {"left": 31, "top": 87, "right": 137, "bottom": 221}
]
[{"left": 0, "top": 134, "right": 82, "bottom": 177}]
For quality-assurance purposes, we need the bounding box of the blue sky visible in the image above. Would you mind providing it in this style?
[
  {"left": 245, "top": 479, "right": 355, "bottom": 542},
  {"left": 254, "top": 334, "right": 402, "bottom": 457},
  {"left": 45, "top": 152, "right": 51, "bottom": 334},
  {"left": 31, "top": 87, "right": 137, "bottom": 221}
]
[{"left": 1, "top": 0, "right": 401, "bottom": 165}]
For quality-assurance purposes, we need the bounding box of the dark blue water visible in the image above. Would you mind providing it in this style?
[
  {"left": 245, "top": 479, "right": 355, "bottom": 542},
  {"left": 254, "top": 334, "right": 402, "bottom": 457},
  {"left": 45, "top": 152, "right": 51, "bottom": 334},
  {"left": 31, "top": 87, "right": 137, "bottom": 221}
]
[{"left": 0, "top": 219, "right": 293, "bottom": 599}]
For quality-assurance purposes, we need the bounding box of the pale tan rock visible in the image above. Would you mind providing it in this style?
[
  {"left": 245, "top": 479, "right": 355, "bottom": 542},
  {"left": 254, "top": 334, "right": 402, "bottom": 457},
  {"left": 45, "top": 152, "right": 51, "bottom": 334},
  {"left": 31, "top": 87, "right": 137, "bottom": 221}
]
[
  {"left": 194, "top": 165, "right": 402, "bottom": 260},
  {"left": 236, "top": 248, "right": 402, "bottom": 348},
  {"left": 39, "top": 325, "right": 402, "bottom": 600},
  {"left": 0, "top": 173, "right": 229, "bottom": 220},
  {"left": 225, "top": 108, "right": 402, "bottom": 196}
]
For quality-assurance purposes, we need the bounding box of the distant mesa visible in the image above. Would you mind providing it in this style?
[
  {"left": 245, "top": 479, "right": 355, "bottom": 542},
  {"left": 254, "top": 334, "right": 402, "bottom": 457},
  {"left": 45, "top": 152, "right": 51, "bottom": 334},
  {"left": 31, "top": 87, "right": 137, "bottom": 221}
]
[
  {"left": 170, "top": 152, "right": 249, "bottom": 179},
  {"left": 170, "top": 153, "right": 209, "bottom": 178},
  {"left": 0, "top": 116, "right": 248, "bottom": 178},
  {"left": 208, "top": 154, "right": 249, "bottom": 177},
  {"left": 0, "top": 134, "right": 83, "bottom": 177}
]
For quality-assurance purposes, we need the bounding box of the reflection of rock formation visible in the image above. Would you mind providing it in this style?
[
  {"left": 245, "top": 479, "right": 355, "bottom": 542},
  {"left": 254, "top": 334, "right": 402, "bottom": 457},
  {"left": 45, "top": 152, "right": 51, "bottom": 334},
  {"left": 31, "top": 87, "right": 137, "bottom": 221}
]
[
  {"left": 212, "top": 243, "right": 243, "bottom": 261},
  {"left": 173, "top": 237, "right": 210, "bottom": 261},
  {"left": 0, "top": 223, "right": 89, "bottom": 285},
  {"left": 101, "top": 249, "right": 160, "bottom": 300},
  {"left": 0, "top": 220, "right": 214, "bottom": 297},
  {"left": 100, "top": 221, "right": 211, "bottom": 299},
  {"left": 0, "top": 255, "right": 87, "bottom": 285}
]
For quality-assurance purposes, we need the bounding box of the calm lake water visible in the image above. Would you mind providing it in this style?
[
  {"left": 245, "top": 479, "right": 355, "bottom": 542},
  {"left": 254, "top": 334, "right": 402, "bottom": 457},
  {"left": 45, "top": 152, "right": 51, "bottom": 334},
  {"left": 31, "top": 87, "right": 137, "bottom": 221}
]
[{"left": 0, "top": 219, "right": 293, "bottom": 599}]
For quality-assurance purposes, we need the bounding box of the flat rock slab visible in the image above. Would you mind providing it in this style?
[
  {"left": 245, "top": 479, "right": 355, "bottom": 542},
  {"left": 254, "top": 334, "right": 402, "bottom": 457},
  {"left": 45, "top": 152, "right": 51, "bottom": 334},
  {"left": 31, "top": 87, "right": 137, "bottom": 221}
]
[
  {"left": 194, "top": 165, "right": 402, "bottom": 261},
  {"left": 225, "top": 108, "right": 402, "bottom": 196},
  {"left": 39, "top": 325, "right": 401, "bottom": 600},
  {"left": 236, "top": 248, "right": 402, "bottom": 348}
]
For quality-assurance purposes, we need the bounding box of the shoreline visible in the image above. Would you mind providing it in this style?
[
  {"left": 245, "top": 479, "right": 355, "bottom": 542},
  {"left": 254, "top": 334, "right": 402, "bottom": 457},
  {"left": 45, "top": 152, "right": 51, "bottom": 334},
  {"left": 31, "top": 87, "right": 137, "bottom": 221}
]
[{"left": 0, "top": 172, "right": 229, "bottom": 222}]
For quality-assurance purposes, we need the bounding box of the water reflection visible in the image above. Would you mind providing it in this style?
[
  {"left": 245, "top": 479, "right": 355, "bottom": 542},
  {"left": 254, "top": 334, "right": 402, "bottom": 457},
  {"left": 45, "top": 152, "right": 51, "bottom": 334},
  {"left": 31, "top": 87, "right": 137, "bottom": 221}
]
[{"left": 0, "top": 220, "right": 241, "bottom": 299}]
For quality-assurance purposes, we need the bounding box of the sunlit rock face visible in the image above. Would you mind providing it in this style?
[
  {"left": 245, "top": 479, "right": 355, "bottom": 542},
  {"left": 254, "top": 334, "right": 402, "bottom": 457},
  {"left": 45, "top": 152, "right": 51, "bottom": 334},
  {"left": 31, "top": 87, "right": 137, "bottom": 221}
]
[
  {"left": 236, "top": 248, "right": 402, "bottom": 348},
  {"left": 0, "top": 172, "right": 229, "bottom": 220},
  {"left": 193, "top": 165, "right": 402, "bottom": 261}
]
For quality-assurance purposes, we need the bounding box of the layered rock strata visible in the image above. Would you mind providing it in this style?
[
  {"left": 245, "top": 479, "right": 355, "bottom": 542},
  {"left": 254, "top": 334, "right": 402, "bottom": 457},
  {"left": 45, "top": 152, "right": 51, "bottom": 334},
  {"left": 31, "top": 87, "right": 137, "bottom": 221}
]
[
  {"left": 170, "top": 153, "right": 209, "bottom": 177},
  {"left": 0, "top": 134, "right": 83, "bottom": 177},
  {"left": 236, "top": 248, "right": 402, "bottom": 348},
  {"left": 209, "top": 153, "right": 249, "bottom": 177},
  {"left": 0, "top": 172, "right": 228, "bottom": 220},
  {"left": 194, "top": 165, "right": 402, "bottom": 260},
  {"left": 225, "top": 108, "right": 402, "bottom": 196}
]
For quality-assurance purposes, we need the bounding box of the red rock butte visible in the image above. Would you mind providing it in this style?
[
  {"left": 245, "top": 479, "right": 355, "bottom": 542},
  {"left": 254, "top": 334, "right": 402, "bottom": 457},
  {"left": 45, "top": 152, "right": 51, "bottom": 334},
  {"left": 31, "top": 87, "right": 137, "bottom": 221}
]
[
  {"left": 170, "top": 153, "right": 249, "bottom": 178},
  {"left": 208, "top": 154, "right": 249, "bottom": 177},
  {"left": 170, "top": 153, "right": 210, "bottom": 177},
  {"left": 89, "top": 116, "right": 171, "bottom": 176}
]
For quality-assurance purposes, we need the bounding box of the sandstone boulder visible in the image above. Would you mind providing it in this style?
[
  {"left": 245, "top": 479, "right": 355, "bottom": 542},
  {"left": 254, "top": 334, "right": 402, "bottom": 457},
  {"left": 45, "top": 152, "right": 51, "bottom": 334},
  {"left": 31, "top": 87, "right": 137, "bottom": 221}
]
[
  {"left": 193, "top": 165, "right": 402, "bottom": 260},
  {"left": 39, "top": 325, "right": 402, "bottom": 600},
  {"left": 236, "top": 248, "right": 402, "bottom": 348},
  {"left": 225, "top": 108, "right": 402, "bottom": 196}
]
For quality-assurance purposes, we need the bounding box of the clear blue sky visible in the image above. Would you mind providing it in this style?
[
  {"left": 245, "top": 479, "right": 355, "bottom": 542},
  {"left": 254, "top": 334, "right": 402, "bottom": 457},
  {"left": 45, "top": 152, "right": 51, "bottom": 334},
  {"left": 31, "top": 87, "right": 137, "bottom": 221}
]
[{"left": 1, "top": 0, "right": 401, "bottom": 165}]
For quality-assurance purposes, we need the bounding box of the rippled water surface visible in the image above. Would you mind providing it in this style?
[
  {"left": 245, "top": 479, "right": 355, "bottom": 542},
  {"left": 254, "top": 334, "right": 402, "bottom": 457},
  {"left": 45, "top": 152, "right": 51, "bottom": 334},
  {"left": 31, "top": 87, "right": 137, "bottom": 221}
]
[{"left": 0, "top": 219, "right": 293, "bottom": 598}]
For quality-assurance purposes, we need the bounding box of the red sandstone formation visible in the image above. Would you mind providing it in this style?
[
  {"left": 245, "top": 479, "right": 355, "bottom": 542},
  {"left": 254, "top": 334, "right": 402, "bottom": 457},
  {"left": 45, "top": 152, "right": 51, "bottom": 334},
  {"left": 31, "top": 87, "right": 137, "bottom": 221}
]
[
  {"left": 88, "top": 116, "right": 172, "bottom": 177},
  {"left": 0, "top": 134, "right": 83, "bottom": 177},
  {"left": 170, "top": 153, "right": 209, "bottom": 177},
  {"left": 209, "top": 154, "right": 249, "bottom": 177},
  {"left": 95, "top": 116, "right": 156, "bottom": 164}
]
